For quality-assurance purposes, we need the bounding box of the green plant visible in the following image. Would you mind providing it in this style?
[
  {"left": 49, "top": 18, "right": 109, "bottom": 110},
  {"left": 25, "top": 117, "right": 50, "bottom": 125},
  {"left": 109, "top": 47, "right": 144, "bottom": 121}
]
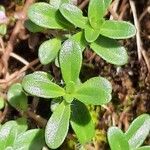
[
  {"left": 0, "top": 118, "right": 45, "bottom": 150},
  {"left": 22, "top": 39, "right": 112, "bottom": 149},
  {"left": 107, "top": 114, "right": 150, "bottom": 150},
  {"left": 7, "top": 83, "right": 28, "bottom": 112},
  {"left": 27, "top": 0, "right": 136, "bottom": 66}
]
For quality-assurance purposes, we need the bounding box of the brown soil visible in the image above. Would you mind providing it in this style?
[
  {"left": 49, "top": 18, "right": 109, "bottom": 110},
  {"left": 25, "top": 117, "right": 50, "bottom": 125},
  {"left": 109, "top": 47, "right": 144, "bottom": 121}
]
[{"left": 0, "top": 0, "right": 149, "bottom": 150}]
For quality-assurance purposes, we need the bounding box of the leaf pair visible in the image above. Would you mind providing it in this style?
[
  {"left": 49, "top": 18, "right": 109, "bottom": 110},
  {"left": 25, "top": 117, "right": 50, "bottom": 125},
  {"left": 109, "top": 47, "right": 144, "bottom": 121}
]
[
  {"left": 108, "top": 114, "right": 150, "bottom": 150},
  {"left": 0, "top": 119, "right": 45, "bottom": 150},
  {"left": 22, "top": 40, "right": 112, "bottom": 149}
]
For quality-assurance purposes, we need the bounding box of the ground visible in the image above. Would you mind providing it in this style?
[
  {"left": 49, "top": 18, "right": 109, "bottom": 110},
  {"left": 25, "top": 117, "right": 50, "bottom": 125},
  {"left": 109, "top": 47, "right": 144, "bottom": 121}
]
[{"left": 0, "top": 0, "right": 149, "bottom": 150}]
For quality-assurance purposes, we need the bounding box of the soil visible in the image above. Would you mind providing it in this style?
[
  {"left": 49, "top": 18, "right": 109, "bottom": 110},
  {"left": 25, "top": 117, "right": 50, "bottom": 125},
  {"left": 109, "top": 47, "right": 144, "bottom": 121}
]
[{"left": 0, "top": 0, "right": 150, "bottom": 150}]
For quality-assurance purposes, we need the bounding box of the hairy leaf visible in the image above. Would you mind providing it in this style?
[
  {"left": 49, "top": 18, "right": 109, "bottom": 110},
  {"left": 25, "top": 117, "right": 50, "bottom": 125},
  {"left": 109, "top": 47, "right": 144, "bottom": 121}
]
[
  {"left": 28, "top": 2, "right": 65, "bottom": 29},
  {"left": 60, "top": 3, "right": 88, "bottom": 28},
  {"left": 100, "top": 20, "right": 136, "bottom": 39},
  {"left": 70, "top": 31, "right": 87, "bottom": 51},
  {"left": 50, "top": 0, "right": 71, "bottom": 9},
  {"left": 39, "top": 38, "right": 61, "bottom": 65},
  {"left": 14, "top": 129, "right": 45, "bottom": 150},
  {"left": 15, "top": 118, "right": 28, "bottom": 136},
  {"left": 125, "top": 114, "right": 150, "bottom": 149},
  {"left": 88, "top": 0, "right": 108, "bottom": 29},
  {"left": 91, "top": 36, "right": 128, "bottom": 65},
  {"left": 59, "top": 40, "right": 82, "bottom": 84},
  {"left": 108, "top": 127, "right": 130, "bottom": 150},
  {"left": 70, "top": 100, "right": 95, "bottom": 143},
  {"left": 74, "top": 77, "right": 112, "bottom": 105},
  {"left": 45, "top": 102, "right": 70, "bottom": 149},
  {"left": 24, "top": 20, "right": 45, "bottom": 33},
  {"left": 22, "top": 71, "right": 65, "bottom": 98},
  {"left": 84, "top": 23, "right": 100, "bottom": 43},
  {"left": 7, "top": 83, "right": 28, "bottom": 111},
  {"left": 0, "top": 121, "right": 18, "bottom": 149}
]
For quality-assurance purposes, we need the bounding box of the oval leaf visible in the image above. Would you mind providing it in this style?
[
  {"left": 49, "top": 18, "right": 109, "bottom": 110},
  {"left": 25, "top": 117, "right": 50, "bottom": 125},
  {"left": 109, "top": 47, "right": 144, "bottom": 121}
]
[
  {"left": 100, "top": 20, "right": 136, "bottom": 39},
  {"left": 125, "top": 114, "right": 150, "bottom": 149},
  {"left": 28, "top": 2, "right": 65, "bottom": 29},
  {"left": 50, "top": 0, "right": 71, "bottom": 9},
  {"left": 70, "top": 31, "right": 87, "bottom": 51},
  {"left": 70, "top": 100, "right": 95, "bottom": 143},
  {"left": 90, "top": 36, "right": 128, "bottom": 65},
  {"left": 39, "top": 38, "right": 61, "bottom": 65},
  {"left": 7, "top": 83, "right": 28, "bottom": 111},
  {"left": 60, "top": 3, "right": 88, "bottom": 28},
  {"left": 59, "top": 39, "right": 82, "bottom": 84},
  {"left": 108, "top": 127, "right": 130, "bottom": 150},
  {"left": 88, "top": 0, "right": 110, "bottom": 29},
  {"left": 0, "top": 121, "right": 18, "bottom": 149},
  {"left": 14, "top": 129, "right": 45, "bottom": 150},
  {"left": 84, "top": 23, "right": 100, "bottom": 43},
  {"left": 24, "top": 20, "right": 45, "bottom": 33},
  {"left": 45, "top": 102, "right": 70, "bottom": 149},
  {"left": 74, "top": 77, "right": 112, "bottom": 105},
  {"left": 15, "top": 118, "right": 28, "bottom": 135},
  {"left": 22, "top": 71, "right": 65, "bottom": 98}
]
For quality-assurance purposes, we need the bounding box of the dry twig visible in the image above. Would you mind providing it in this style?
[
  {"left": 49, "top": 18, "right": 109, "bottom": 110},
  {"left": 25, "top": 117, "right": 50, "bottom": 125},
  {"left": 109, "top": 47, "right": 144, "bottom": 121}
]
[
  {"left": 1, "top": 0, "right": 35, "bottom": 77},
  {"left": 78, "top": 0, "right": 89, "bottom": 9},
  {"left": 129, "top": 0, "right": 150, "bottom": 73}
]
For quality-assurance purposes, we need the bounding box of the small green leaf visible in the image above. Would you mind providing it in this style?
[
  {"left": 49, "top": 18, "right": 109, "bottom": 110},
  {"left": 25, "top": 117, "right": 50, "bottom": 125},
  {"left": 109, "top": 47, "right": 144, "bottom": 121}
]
[
  {"left": 7, "top": 83, "right": 28, "bottom": 111},
  {"left": 39, "top": 38, "right": 61, "bottom": 65},
  {"left": 15, "top": 118, "right": 28, "bottom": 136},
  {"left": 45, "top": 102, "right": 70, "bottom": 149},
  {"left": 108, "top": 127, "right": 130, "bottom": 150},
  {"left": 70, "top": 100, "right": 95, "bottom": 144},
  {"left": 22, "top": 71, "right": 65, "bottom": 98},
  {"left": 70, "top": 31, "right": 87, "bottom": 51},
  {"left": 60, "top": 3, "right": 88, "bottom": 28},
  {"left": 100, "top": 20, "right": 136, "bottom": 39},
  {"left": 24, "top": 20, "right": 45, "bottom": 33},
  {"left": 50, "top": 0, "right": 71, "bottom": 9},
  {"left": 90, "top": 36, "right": 128, "bottom": 65},
  {"left": 74, "top": 77, "right": 112, "bottom": 105},
  {"left": 125, "top": 114, "right": 150, "bottom": 149},
  {"left": 84, "top": 23, "right": 101, "bottom": 43},
  {"left": 50, "top": 98, "right": 62, "bottom": 112},
  {"left": 14, "top": 129, "right": 45, "bottom": 150},
  {"left": 59, "top": 39, "right": 82, "bottom": 85},
  {"left": 88, "top": 0, "right": 108, "bottom": 29},
  {"left": 28, "top": 2, "right": 65, "bottom": 29},
  {"left": 136, "top": 146, "right": 150, "bottom": 150},
  {"left": 0, "top": 121, "right": 18, "bottom": 149}
]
